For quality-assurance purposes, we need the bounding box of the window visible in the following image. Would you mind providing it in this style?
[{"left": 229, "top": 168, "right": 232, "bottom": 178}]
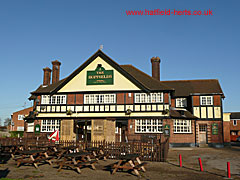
[
  {"left": 176, "top": 98, "right": 187, "bottom": 108},
  {"left": 233, "top": 120, "right": 237, "bottom": 126},
  {"left": 135, "top": 119, "right": 163, "bottom": 133},
  {"left": 18, "top": 115, "right": 24, "bottom": 120},
  {"left": 41, "top": 95, "right": 66, "bottom": 104},
  {"left": 134, "top": 93, "right": 163, "bottom": 103},
  {"left": 84, "top": 94, "right": 116, "bottom": 104},
  {"left": 41, "top": 119, "right": 61, "bottom": 132},
  {"left": 174, "top": 120, "right": 192, "bottom": 133},
  {"left": 200, "top": 96, "right": 213, "bottom": 105}
]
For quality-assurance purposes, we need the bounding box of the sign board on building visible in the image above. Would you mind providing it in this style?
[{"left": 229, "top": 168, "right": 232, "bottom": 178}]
[
  {"left": 35, "top": 124, "right": 41, "bottom": 134},
  {"left": 87, "top": 64, "right": 113, "bottom": 85},
  {"left": 212, "top": 123, "right": 218, "bottom": 135}
]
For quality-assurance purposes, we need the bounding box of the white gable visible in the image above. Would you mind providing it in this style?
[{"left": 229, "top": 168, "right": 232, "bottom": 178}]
[{"left": 58, "top": 56, "right": 140, "bottom": 92}]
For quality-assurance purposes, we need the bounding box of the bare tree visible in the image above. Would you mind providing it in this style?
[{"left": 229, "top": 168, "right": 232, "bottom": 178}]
[{"left": 4, "top": 117, "right": 11, "bottom": 126}]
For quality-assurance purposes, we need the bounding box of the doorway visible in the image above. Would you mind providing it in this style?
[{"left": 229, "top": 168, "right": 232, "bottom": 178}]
[
  {"left": 75, "top": 120, "right": 91, "bottom": 142},
  {"left": 199, "top": 124, "right": 207, "bottom": 144}
]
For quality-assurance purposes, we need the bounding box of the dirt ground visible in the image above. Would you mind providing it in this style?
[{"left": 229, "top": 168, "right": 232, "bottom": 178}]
[{"left": 0, "top": 147, "right": 240, "bottom": 180}]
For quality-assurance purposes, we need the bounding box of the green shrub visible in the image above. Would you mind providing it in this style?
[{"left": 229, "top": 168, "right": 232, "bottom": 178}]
[{"left": 10, "top": 131, "right": 24, "bottom": 137}]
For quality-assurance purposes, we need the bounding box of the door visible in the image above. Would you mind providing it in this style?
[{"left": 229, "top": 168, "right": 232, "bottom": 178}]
[{"left": 199, "top": 124, "right": 207, "bottom": 144}]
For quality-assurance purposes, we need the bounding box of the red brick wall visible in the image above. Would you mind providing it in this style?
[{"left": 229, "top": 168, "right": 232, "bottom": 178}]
[
  {"left": 165, "top": 119, "right": 195, "bottom": 144},
  {"left": 164, "top": 93, "right": 169, "bottom": 104},
  {"left": 223, "top": 121, "right": 231, "bottom": 143},
  {"left": 230, "top": 120, "right": 240, "bottom": 131},
  {"left": 76, "top": 94, "right": 83, "bottom": 104},
  {"left": 12, "top": 107, "right": 33, "bottom": 131},
  {"left": 192, "top": 96, "right": 200, "bottom": 106},
  {"left": 117, "top": 93, "right": 125, "bottom": 104},
  {"left": 67, "top": 94, "right": 75, "bottom": 104},
  {"left": 126, "top": 93, "right": 133, "bottom": 104},
  {"left": 127, "top": 119, "right": 195, "bottom": 144},
  {"left": 171, "top": 99, "right": 175, "bottom": 107},
  {"left": 213, "top": 95, "right": 221, "bottom": 106},
  {"left": 210, "top": 121, "right": 223, "bottom": 143}
]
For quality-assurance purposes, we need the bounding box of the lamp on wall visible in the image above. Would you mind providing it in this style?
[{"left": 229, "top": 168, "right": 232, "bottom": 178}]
[{"left": 125, "top": 108, "right": 132, "bottom": 115}]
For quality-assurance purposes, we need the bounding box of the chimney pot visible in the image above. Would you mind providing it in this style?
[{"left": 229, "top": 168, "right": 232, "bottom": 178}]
[
  {"left": 51, "top": 60, "right": 61, "bottom": 84},
  {"left": 151, "top": 56, "right": 161, "bottom": 81},
  {"left": 43, "top": 67, "right": 52, "bottom": 86}
]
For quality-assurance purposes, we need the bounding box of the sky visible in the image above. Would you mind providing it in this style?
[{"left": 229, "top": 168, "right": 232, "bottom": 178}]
[{"left": 0, "top": 0, "right": 239, "bottom": 124}]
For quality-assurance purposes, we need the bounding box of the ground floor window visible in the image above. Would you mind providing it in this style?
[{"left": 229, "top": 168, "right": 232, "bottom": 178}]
[
  {"left": 41, "top": 119, "right": 61, "bottom": 132},
  {"left": 135, "top": 119, "right": 163, "bottom": 133},
  {"left": 174, "top": 120, "right": 192, "bottom": 133}
]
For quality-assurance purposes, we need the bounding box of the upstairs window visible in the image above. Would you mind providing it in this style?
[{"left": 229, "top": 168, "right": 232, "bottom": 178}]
[
  {"left": 134, "top": 93, "right": 163, "bottom": 103},
  {"left": 233, "top": 120, "right": 237, "bottom": 126},
  {"left": 176, "top": 98, "right": 187, "bottom": 108},
  {"left": 84, "top": 94, "right": 116, "bottom": 104},
  {"left": 200, "top": 96, "right": 213, "bottom": 105},
  {"left": 18, "top": 115, "right": 24, "bottom": 120},
  {"left": 41, "top": 95, "right": 66, "bottom": 104}
]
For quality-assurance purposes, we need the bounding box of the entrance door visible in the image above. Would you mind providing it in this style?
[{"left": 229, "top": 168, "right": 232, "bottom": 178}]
[{"left": 199, "top": 124, "right": 207, "bottom": 144}]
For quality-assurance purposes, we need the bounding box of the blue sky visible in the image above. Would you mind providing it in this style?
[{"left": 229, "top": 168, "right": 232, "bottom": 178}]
[{"left": 0, "top": 0, "right": 239, "bottom": 124}]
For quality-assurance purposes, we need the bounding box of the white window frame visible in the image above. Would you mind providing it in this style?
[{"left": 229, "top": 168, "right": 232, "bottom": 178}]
[
  {"left": 233, "top": 120, "right": 237, "bottom": 126},
  {"left": 135, "top": 119, "right": 163, "bottom": 133},
  {"left": 84, "top": 94, "right": 116, "bottom": 104},
  {"left": 134, "top": 93, "right": 163, "bottom": 103},
  {"left": 41, "top": 119, "right": 61, "bottom": 132},
  {"left": 200, "top": 96, "right": 213, "bottom": 105},
  {"left": 176, "top": 98, "right": 187, "bottom": 108},
  {"left": 18, "top": 115, "right": 24, "bottom": 120},
  {"left": 41, "top": 95, "right": 66, "bottom": 105},
  {"left": 174, "top": 119, "right": 192, "bottom": 133}
]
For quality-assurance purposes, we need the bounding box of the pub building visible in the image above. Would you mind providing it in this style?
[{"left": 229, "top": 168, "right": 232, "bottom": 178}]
[{"left": 27, "top": 50, "right": 225, "bottom": 147}]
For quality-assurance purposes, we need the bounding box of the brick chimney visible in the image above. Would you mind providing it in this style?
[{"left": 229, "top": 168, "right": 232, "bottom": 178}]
[
  {"left": 51, "top": 60, "right": 61, "bottom": 84},
  {"left": 43, "top": 67, "right": 52, "bottom": 86},
  {"left": 151, "top": 56, "right": 161, "bottom": 81}
]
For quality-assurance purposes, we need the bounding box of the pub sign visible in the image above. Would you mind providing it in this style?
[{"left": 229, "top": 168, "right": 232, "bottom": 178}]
[{"left": 87, "top": 64, "right": 113, "bottom": 85}]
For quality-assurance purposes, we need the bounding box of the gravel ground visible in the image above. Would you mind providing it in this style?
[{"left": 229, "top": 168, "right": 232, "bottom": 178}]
[{"left": 0, "top": 147, "right": 240, "bottom": 180}]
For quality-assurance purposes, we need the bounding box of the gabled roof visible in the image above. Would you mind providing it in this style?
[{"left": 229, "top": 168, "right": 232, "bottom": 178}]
[
  {"left": 120, "top": 65, "right": 174, "bottom": 91},
  {"left": 161, "top": 79, "right": 225, "bottom": 98},
  {"left": 31, "top": 50, "right": 173, "bottom": 95}
]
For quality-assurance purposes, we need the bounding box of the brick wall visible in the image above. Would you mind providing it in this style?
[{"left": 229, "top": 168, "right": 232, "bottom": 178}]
[
  {"left": 76, "top": 94, "right": 83, "bottom": 104},
  {"left": 67, "top": 94, "right": 75, "bottom": 104},
  {"left": 117, "top": 93, "right": 125, "bottom": 104},
  {"left": 213, "top": 95, "right": 221, "bottom": 106},
  {"left": 125, "top": 93, "right": 133, "bottom": 104},
  {"left": 12, "top": 107, "right": 33, "bottom": 131},
  {"left": 192, "top": 96, "right": 200, "bottom": 106},
  {"left": 230, "top": 120, "right": 240, "bottom": 131},
  {"left": 223, "top": 121, "right": 231, "bottom": 143}
]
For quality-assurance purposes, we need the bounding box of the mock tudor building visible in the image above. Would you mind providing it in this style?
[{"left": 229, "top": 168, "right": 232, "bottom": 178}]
[{"left": 27, "top": 50, "right": 225, "bottom": 147}]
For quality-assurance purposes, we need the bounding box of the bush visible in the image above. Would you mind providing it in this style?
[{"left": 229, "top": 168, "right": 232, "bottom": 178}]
[{"left": 10, "top": 131, "right": 24, "bottom": 138}]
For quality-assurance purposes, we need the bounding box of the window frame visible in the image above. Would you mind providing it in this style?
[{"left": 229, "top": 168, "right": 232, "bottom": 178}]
[
  {"left": 135, "top": 119, "right": 163, "bottom": 133},
  {"left": 200, "top": 96, "right": 213, "bottom": 106},
  {"left": 41, "top": 119, "right": 61, "bottom": 132},
  {"left": 84, "top": 94, "right": 116, "bottom": 104},
  {"left": 18, "top": 115, "right": 24, "bottom": 120},
  {"left": 134, "top": 93, "right": 163, "bottom": 103},
  {"left": 175, "top": 98, "right": 187, "bottom": 108},
  {"left": 233, "top": 120, "right": 237, "bottom": 126},
  {"left": 173, "top": 119, "right": 192, "bottom": 133},
  {"left": 41, "top": 95, "right": 66, "bottom": 105}
]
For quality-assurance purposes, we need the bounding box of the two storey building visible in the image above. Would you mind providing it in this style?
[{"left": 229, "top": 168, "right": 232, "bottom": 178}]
[{"left": 27, "top": 50, "right": 225, "bottom": 147}]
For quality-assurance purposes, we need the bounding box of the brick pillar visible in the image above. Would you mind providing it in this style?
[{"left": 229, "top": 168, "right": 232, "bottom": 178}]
[
  {"left": 52, "top": 60, "right": 61, "bottom": 84},
  {"left": 151, "top": 56, "right": 161, "bottom": 81},
  {"left": 43, "top": 67, "right": 52, "bottom": 86}
]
